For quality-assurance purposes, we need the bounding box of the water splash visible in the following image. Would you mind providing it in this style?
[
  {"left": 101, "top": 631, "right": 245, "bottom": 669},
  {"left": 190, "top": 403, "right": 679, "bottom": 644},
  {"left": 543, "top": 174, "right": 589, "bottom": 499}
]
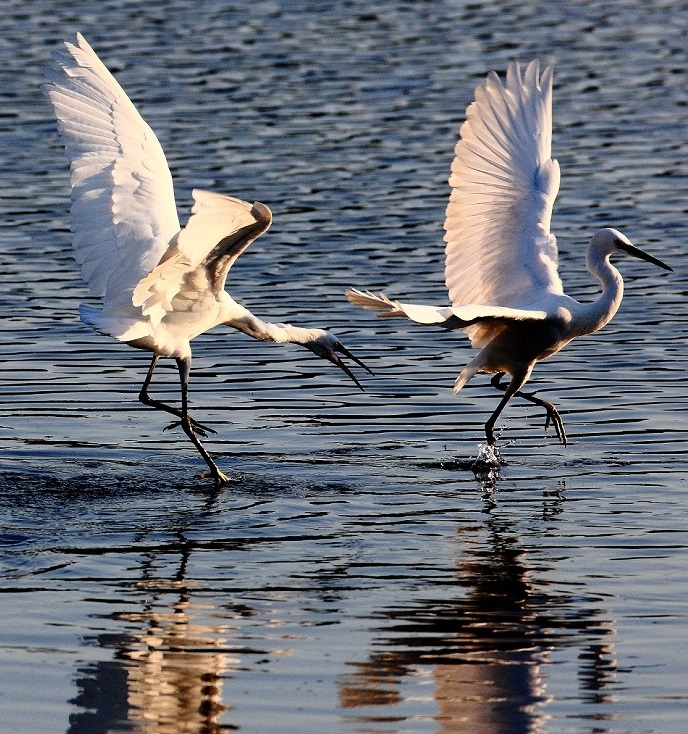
[
  {"left": 472, "top": 443, "right": 504, "bottom": 470},
  {"left": 470, "top": 443, "right": 505, "bottom": 491}
]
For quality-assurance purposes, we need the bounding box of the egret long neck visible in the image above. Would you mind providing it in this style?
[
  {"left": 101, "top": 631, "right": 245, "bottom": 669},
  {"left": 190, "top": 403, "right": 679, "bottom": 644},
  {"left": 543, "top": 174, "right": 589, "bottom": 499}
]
[
  {"left": 574, "top": 254, "right": 624, "bottom": 337},
  {"left": 231, "top": 315, "right": 314, "bottom": 344},
  {"left": 221, "top": 299, "right": 319, "bottom": 345}
]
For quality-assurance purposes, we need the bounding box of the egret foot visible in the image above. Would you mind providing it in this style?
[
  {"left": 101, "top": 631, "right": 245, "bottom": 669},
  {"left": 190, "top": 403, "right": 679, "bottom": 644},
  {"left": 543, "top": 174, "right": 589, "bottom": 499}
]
[
  {"left": 163, "top": 417, "right": 216, "bottom": 438},
  {"left": 473, "top": 442, "right": 504, "bottom": 469},
  {"left": 541, "top": 400, "right": 567, "bottom": 446},
  {"left": 175, "top": 414, "right": 231, "bottom": 487},
  {"left": 490, "top": 372, "right": 568, "bottom": 446},
  {"left": 198, "top": 468, "right": 237, "bottom": 486}
]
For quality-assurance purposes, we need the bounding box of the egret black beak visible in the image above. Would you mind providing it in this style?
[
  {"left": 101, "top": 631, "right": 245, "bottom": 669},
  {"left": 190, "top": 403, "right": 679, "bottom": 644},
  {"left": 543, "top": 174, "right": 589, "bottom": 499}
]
[
  {"left": 331, "top": 342, "right": 374, "bottom": 392},
  {"left": 618, "top": 241, "right": 673, "bottom": 272}
]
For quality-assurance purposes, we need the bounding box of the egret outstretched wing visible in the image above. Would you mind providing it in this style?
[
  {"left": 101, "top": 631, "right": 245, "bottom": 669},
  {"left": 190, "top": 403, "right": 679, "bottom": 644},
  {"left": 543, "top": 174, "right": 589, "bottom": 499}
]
[
  {"left": 43, "top": 33, "right": 180, "bottom": 305},
  {"left": 444, "top": 60, "right": 563, "bottom": 311},
  {"left": 133, "top": 190, "right": 272, "bottom": 324}
]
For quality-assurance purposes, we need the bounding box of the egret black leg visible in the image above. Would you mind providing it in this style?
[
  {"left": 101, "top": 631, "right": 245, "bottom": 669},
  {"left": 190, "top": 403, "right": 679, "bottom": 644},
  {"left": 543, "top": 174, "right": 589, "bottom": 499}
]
[
  {"left": 490, "top": 372, "right": 567, "bottom": 445},
  {"left": 485, "top": 372, "right": 529, "bottom": 445},
  {"left": 174, "top": 356, "right": 231, "bottom": 486},
  {"left": 138, "top": 354, "right": 215, "bottom": 437}
]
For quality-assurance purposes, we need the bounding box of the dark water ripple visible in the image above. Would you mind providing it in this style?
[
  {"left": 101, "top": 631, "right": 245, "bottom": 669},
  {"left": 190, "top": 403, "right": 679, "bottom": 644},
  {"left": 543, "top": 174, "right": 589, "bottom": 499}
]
[{"left": 1, "top": 1, "right": 688, "bottom": 733}]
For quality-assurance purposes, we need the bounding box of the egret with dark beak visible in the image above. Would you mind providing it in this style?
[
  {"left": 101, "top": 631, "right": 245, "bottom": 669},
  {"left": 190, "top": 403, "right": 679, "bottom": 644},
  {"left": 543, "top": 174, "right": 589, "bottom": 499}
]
[
  {"left": 347, "top": 60, "right": 671, "bottom": 448},
  {"left": 45, "top": 34, "right": 370, "bottom": 485}
]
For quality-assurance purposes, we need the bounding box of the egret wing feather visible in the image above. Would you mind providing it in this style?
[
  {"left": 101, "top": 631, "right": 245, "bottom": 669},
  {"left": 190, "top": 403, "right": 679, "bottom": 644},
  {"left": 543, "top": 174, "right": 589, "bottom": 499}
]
[
  {"left": 444, "top": 60, "right": 563, "bottom": 310},
  {"left": 44, "top": 33, "right": 180, "bottom": 306},
  {"left": 345, "top": 288, "right": 548, "bottom": 325},
  {"left": 132, "top": 190, "right": 272, "bottom": 324},
  {"left": 177, "top": 190, "right": 271, "bottom": 277},
  {"left": 345, "top": 288, "right": 454, "bottom": 322}
]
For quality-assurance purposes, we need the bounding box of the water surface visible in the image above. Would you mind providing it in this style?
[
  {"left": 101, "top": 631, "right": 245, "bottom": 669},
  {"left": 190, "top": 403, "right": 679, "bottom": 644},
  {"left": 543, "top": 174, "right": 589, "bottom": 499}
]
[{"left": 1, "top": 1, "right": 687, "bottom": 732}]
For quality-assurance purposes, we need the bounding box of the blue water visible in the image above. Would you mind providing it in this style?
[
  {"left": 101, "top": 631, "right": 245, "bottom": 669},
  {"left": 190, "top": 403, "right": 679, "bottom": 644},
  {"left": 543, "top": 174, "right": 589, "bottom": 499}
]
[{"left": 1, "top": 1, "right": 687, "bottom": 732}]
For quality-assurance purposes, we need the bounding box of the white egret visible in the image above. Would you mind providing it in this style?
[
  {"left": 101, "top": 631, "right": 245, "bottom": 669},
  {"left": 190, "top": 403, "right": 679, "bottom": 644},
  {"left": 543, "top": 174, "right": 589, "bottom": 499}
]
[
  {"left": 44, "top": 34, "right": 370, "bottom": 485},
  {"left": 347, "top": 60, "right": 671, "bottom": 447}
]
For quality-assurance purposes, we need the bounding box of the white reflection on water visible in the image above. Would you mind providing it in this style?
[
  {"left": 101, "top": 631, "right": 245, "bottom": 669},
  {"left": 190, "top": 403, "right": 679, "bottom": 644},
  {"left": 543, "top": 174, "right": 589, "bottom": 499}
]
[
  {"left": 56, "top": 499, "right": 619, "bottom": 734},
  {"left": 68, "top": 545, "right": 238, "bottom": 734},
  {"left": 339, "top": 511, "right": 617, "bottom": 733}
]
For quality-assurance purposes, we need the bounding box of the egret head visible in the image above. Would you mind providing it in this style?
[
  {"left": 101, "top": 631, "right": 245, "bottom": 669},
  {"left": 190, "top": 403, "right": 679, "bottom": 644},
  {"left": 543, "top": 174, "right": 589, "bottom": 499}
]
[
  {"left": 302, "top": 330, "right": 373, "bottom": 391},
  {"left": 590, "top": 228, "right": 672, "bottom": 271}
]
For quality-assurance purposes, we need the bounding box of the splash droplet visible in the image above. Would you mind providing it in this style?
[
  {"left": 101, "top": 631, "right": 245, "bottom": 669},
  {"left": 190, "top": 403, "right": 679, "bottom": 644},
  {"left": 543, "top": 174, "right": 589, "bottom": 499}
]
[{"left": 472, "top": 443, "right": 504, "bottom": 469}]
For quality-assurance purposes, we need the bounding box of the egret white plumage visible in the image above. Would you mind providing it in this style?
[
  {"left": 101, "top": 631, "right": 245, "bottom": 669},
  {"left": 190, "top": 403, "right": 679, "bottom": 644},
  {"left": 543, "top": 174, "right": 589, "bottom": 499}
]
[
  {"left": 44, "top": 34, "right": 370, "bottom": 485},
  {"left": 347, "top": 60, "right": 671, "bottom": 447}
]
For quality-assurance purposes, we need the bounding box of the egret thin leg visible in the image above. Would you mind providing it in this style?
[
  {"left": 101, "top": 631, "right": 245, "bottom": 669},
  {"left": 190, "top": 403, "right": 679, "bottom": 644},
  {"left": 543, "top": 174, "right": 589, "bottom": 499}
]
[
  {"left": 139, "top": 354, "right": 215, "bottom": 437},
  {"left": 490, "top": 372, "right": 567, "bottom": 445},
  {"left": 484, "top": 371, "right": 530, "bottom": 445},
  {"left": 175, "top": 356, "right": 231, "bottom": 486}
]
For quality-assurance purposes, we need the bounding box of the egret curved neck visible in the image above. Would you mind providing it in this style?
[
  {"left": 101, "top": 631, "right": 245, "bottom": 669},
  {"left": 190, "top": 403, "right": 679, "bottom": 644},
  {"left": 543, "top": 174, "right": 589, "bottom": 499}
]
[{"left": 575, "top": 255, "right": 624, "bottom": 336}]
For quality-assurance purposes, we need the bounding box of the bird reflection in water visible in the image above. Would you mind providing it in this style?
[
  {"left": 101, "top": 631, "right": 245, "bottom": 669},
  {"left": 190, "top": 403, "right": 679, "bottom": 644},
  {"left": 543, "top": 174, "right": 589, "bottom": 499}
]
[
  {"left": 68, "top": 541, "right": 241, "bottom": 734},
  {"left": 339, "top": 510, "right": 617, "bottom": 733}
]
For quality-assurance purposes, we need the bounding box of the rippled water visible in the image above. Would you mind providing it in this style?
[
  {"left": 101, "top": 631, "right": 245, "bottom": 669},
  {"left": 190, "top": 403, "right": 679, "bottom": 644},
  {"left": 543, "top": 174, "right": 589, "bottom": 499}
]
[{"left": 1, "top": 1, "right": 688, "bottom": 732}]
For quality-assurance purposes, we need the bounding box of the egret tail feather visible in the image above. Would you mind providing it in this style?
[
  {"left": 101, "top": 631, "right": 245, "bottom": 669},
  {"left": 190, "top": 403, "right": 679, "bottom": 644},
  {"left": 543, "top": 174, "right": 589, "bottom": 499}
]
[
  {"left": 453, "top": 352, "right": 488, "bottom": 394},
  {"left": 79, "top": 305, "right": 149, "bottom": 342}
]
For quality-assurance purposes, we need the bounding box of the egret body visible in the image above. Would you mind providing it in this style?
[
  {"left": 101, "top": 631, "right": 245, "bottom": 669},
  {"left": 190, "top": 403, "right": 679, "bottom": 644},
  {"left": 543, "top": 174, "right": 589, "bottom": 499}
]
[
  {"left": 347, "top": 61, "right": 671, "bottom": 446},
  {"left": 45, "top": 34, "right": 369, "bottom": 485}
]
